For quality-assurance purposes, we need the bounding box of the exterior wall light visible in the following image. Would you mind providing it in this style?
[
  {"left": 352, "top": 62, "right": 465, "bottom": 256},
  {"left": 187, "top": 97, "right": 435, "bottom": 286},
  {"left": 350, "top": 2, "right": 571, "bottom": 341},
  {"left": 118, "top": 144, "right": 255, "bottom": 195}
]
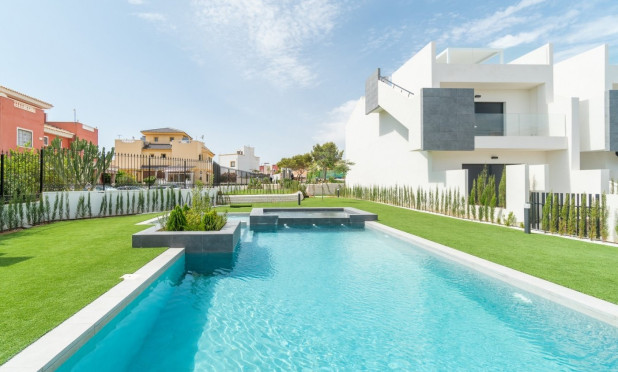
[
  {"left": 491, "top": 155, "right": 498, "bottom": 159},
  {"left": 474, "top": 94, "right": 482, "bottom": 98}
]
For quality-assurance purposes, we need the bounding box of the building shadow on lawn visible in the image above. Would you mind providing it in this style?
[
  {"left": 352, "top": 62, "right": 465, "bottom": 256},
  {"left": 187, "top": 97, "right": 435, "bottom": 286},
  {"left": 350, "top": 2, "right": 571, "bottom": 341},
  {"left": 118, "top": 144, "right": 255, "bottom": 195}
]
[{"left": 0, "top": 253, "right": 32, "bottom": 267}]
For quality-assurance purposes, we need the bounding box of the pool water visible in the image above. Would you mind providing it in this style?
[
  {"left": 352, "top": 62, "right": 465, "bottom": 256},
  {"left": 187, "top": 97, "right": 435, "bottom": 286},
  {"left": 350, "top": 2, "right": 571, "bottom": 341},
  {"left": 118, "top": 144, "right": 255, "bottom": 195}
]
[{"left": 60, "top": 225, "right": 618, "bottom": 371}]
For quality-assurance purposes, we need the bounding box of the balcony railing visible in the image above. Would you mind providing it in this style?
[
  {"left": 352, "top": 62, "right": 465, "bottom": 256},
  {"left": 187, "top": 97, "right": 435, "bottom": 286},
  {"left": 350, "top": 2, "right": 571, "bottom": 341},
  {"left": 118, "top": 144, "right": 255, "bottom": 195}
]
[{"left": 474, "top": 113, "right": 565, "bottom": 137}]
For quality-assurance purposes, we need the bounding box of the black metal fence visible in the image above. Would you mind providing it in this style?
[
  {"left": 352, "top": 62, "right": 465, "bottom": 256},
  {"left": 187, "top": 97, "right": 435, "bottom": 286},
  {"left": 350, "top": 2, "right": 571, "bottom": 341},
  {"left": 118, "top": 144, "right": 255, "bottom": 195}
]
[
  {"left": 529, "top": 191, "right": 605, "bottom": 239},
  {"left": 0, "top": 149, "right": 268, "bottom": 203}
]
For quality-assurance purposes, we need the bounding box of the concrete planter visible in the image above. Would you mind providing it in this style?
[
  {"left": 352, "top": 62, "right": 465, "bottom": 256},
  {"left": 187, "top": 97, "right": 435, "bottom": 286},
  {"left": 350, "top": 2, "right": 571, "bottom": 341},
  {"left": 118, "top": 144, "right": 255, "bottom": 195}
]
[{"left": 132, "top": 220, "right": 241, "bottom": 253}]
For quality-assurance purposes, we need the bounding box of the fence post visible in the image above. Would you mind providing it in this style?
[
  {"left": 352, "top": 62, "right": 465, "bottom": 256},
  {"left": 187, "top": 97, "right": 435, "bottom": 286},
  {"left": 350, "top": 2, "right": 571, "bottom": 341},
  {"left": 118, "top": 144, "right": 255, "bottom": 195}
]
[
  {"left": 39, "top": 148, "right": 44, "bottom": 195},
  {"left": 148, "top": 156, "right": 151, "bottom": 190},
  {"left": 184, "top": 160, "right": 187, "bottom": 189}
]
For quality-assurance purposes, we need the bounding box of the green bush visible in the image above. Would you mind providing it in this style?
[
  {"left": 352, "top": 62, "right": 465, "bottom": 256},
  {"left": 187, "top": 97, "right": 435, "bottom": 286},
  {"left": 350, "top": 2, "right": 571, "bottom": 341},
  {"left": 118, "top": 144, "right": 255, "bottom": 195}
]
[
  {"left": 504, "top": 211, "right": 516, "bottom": 227},
  {"left": 203, "top": 210, "right": 227, "bottom": 231},
  {"left": 165, "top": 205, "right": 187, "bottom": 231}
]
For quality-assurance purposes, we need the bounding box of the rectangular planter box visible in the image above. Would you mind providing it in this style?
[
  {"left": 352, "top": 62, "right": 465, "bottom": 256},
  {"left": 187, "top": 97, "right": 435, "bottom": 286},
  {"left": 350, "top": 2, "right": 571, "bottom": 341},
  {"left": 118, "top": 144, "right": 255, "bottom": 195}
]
[{"left": 132, "top": 220, "right": 241, "bottom": 253}]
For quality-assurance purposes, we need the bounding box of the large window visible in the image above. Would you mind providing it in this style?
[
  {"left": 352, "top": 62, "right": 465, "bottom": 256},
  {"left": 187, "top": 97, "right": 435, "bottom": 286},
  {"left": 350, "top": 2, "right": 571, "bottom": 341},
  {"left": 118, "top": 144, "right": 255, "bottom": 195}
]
[
  {"left": 474, "top": 102, "right": 504, "bottom": 136},
  {"left": 230, "top": 161, "right": 236, "bottom": 167},
  {"left": 17, "top": 128, "right": 33, "bottom": 147}
]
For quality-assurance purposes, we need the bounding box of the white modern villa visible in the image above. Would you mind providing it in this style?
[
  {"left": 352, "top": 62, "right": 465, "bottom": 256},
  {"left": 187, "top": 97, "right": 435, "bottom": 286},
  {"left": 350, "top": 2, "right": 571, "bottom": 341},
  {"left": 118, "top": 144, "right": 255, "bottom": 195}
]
[
  {"left": 218, "top": 145, "right": 260, "bottom": 173},
  {"left": 346, "top": 42, "right": 618, "bottom": 221}
]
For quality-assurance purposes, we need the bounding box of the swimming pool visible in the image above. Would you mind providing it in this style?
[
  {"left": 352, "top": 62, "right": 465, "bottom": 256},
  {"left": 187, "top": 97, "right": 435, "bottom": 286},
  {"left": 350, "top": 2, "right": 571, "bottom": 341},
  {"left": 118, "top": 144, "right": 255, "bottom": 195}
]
[{"left": 59, "top": 224, "right": 618, "bottom": 371}]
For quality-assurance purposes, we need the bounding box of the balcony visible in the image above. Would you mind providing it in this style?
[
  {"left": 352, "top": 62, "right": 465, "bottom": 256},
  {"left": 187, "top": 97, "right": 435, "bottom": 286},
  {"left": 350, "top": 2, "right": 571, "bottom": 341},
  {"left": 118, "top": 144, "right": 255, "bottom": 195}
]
[
  {"left": 474, "top": 113, "right": 567, "bottom": 151},
  {"left": 474, "top": 113, "right": 565, "bottom": 136}
]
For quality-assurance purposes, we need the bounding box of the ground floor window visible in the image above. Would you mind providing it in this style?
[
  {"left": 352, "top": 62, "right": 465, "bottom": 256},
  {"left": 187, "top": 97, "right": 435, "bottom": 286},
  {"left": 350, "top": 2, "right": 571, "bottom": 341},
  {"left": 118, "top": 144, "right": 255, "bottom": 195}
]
[
  {"left": 43, "top": 136, "right": 49, "bottom": 146},
  {"left": 17, "top": 128, "right": 33, "bottom": 147}
]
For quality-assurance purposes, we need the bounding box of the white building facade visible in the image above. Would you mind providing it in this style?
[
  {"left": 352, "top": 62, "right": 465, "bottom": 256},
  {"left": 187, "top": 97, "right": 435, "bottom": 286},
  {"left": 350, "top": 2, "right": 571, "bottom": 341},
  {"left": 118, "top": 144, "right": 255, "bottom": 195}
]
[
  {"left": 346, "top": 42, "right": 618, "bottom": 221},
  {"left": 218, "top": 145, "right": 260, "bottom": 172}
]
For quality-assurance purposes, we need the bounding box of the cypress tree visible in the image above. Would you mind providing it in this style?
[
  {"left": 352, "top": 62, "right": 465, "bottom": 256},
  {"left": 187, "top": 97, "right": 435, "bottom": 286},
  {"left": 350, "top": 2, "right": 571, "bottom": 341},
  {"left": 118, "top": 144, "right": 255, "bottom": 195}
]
[
  {"left": 470, "top": 179, "right": 477, "bottom": 206},
  {"left": 498, "top": 167, "right": 506, "bottom": 208},
  {"left": 568, "top": 194, "right": 577, "bottom": 236},
  {"left": 578, "top": 194, "right": 587, "bottom": 238},
  {"left": 601, "top": 193, "right": 608, "bottom": 241},
  {"left": 542, "top": 192, "right": 551, "bottom": 232},
  {"left": 550, "top": 193, "right": 559, "bottom": 233},
  {"left": 590, "top": 196, "right": 599, "bottom": 240},
  {"left": 560, "top": 194, "right": 569, "bottom": 235},
  {"left": 490, "top": 194, "right": 496, "bottom": 223}
]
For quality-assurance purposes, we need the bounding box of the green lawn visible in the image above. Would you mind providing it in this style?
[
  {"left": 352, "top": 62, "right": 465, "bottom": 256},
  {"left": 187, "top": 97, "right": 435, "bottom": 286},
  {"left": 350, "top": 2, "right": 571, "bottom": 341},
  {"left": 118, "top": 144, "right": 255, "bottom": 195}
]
[
  {"left": 0, "top": 214, "right": 165, "bottom": 365},
  {"left": 220, "top": 197, "right": 618, "bottom": 304}
]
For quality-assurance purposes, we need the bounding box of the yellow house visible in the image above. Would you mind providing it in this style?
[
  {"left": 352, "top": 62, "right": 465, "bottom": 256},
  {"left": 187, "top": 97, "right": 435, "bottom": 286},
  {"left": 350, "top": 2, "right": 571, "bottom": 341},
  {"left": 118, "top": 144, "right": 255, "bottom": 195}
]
[{"left": 114, "top": 128, "right": 215, "bottom": 185}]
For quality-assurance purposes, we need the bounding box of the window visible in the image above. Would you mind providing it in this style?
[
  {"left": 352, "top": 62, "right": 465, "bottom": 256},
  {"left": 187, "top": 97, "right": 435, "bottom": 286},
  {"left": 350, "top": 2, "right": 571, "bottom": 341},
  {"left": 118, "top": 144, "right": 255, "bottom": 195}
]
[
  {"left": 43, "top": 136, "right": 49, "bottom": 146},
  {"left": 474, "top": 102, "right": 504, "bottom": 136},
  {"left": 161, "top": 154, "right": 166, "bottom": 159},
  {"left": 230, "top": 161, "right": 236, "bottom": 167},
  {"left": 198, "top": 154, "right": 203, "bottom": 161},
  {"left": 154, "top": 137, "right": 159, "bottom": 142},
  {"left": 150, "top": 154, "right": 155, "bottom": 157},
  {"left": 17, "top": 128, "right": 33, "bottom": 147},
  {"left": 170, "top": 137, "right": 174, "bottom": 142}
]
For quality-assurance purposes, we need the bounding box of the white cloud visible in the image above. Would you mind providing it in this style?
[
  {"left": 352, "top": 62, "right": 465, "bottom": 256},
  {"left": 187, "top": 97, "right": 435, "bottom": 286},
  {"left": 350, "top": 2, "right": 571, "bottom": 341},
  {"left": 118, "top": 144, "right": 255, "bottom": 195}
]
[
  {"left": 312, "top": 99, "right": 358, "bottom": 147},
  {"left": 191, "top": 0, "right": 340, "bottom": 87},
  {"left": 135, "top": 12, "right": 166, "bottom": 22},
  {"left": 441, "top": 0, "right": 547, "bottom": 44},
  {"left": 563, "top": 15, "right": 618, "bottom": 44},
  {"left": 488, "top": 10, "right": 579, "bottom": 48},
  {"left": 128, "top": 0, "right": 145, "bottom": 5}
]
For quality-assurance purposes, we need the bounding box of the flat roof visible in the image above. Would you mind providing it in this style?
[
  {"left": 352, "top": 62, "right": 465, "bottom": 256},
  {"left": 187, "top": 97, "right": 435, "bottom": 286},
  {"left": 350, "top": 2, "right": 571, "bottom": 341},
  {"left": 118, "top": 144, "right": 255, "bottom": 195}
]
[{"left": 436, "top": 48, "right": 504, "bottom": 64}]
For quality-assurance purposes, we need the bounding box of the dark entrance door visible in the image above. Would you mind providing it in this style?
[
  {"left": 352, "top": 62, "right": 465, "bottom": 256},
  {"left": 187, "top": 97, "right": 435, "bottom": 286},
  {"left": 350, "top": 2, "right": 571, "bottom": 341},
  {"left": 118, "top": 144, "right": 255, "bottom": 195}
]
[{"left": 474, "top": 102, "right": 504, "bottom": 136}]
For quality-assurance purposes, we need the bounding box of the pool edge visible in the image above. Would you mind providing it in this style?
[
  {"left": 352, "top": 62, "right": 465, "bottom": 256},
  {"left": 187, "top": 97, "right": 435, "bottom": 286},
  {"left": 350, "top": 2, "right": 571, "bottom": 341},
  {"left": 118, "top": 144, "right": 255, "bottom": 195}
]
[
  {"left": 366, "top": 221, "right": 618, "bottom": 327},
  {"left": 0, "top": 248, "right": 185, "bottom": 372}
]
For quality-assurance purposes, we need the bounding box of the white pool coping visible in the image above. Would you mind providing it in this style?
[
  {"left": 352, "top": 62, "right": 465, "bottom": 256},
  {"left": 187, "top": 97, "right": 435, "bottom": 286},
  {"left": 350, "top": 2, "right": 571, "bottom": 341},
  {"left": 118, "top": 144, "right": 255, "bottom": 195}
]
[
  {"left": 0, "top": 248, "right": 185, "bottom": 372},
  {"left": 366, "top": 221, "right": 618, "bottom": 327}
]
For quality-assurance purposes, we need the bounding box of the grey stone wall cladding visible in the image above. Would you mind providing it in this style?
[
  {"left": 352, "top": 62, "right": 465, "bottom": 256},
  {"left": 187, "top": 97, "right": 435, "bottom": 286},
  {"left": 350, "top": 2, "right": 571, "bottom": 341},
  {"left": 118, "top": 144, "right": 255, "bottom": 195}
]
[
  {"left": 610, "top": 90, "right": 618, "bottom": 151},
  {"left": 421, "top": 88, "right": 475, "bottom": 151},
  {"left": 365, "top": 68, "right": 380, "bottom": 114},
  {"left": 132, "top": 220, "right": 241, "bottom": 253}
]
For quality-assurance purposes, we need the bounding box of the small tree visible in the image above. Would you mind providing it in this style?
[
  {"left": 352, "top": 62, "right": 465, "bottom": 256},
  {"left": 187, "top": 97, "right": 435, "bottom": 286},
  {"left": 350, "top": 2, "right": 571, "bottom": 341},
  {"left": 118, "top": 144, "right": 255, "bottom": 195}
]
[
  {"left": 542, "top": 192, "right": 552, "bottom": 232},
  {"left": 550, "top": 193, "right": 559, "bottom": 233},
  {"left": 590, "top": 196, "right": 599, "bottom": 240},
  {"left": 310, "top": 142, "right": 354, "bottom": 182},
  {"left": 601, "top": 193, "right": 608, "bottom": 241},
  {"left": 568, "top": 194, "right": 577, "bottom": 236},
  {"left": 578, "top": 194, "right": 587, "bottom": 238},
  {"left": 559, "top": 194, "right": 570, "bottom": 235},
  {"left": 498, "top": 167, "right": 507, "bottom": 208}
]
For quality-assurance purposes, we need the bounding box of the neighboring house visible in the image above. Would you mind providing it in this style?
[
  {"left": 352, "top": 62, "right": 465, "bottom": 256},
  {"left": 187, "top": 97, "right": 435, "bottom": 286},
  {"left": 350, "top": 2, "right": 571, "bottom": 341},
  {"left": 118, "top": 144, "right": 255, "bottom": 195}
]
[
  {"left": 0, "top": 85, "right": 98, "bottom": 151},
  {"left": 219, "top": 146, "right": 260, "bottom": 173},
  {"left": 345, "top": 42, "right": 618, "bottom": 220},
  {"left": 114, "top": 128, "right": 215, "bottom": 184},
  {"left": 259, "top": 163, "right": 279, "bottom": 176}
]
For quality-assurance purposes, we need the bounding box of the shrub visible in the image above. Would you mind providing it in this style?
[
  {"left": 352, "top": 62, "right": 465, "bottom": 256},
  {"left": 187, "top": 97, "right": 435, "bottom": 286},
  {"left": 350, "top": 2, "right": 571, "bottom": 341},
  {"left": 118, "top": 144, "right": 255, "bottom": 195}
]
[
  {"left": 550, "top": 193, "right": 559, "bottom": 233},
  {"left": 504, "top": 211, "right": 516, "bottom": 227},
  {"left": 498, "top": 167, "right": 506, "bottom": 208},
  {"left": 165, "top": 205, "right": 187, "bottom": 231},
  {"left": 601, "top": 193, "right": 608, "bottom": 241},
  {"left": 541, "top": 192, "right": 551, "bottom": 232},
  {"left": 203, "top": 210, "right": 227, "bottom": 231}
]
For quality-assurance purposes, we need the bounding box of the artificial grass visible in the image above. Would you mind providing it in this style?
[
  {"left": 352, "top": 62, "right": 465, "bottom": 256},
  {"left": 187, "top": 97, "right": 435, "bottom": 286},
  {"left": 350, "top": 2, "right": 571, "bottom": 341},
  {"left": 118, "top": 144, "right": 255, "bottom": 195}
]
[
  {"left": 218, "top": 197, "right": 618, "bottom": 304},
  {"left": 0, "top": 214, "right": 166, "bottom": 365}
]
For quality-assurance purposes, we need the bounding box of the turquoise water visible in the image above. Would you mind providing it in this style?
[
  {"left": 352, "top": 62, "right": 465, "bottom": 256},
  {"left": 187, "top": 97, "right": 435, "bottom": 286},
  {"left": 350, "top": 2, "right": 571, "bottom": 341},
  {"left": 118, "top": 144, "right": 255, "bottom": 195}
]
[{"left": 61, "top": 225, "right": 618, "bottom": 371}]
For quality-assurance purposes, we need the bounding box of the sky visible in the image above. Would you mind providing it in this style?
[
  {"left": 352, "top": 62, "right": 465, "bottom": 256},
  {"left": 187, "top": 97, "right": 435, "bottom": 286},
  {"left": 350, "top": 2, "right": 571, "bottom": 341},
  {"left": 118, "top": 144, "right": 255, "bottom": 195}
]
[{"left": 2, "top": 0, "right": 618, "bottom": 164}]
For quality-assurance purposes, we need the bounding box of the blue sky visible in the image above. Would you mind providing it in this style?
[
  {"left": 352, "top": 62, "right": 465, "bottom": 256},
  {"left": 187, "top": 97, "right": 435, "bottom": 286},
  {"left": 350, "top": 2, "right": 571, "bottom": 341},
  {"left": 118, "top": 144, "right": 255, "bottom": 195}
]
[{"left": 2, "top": 0, "right": 618, "bottom": 163}]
